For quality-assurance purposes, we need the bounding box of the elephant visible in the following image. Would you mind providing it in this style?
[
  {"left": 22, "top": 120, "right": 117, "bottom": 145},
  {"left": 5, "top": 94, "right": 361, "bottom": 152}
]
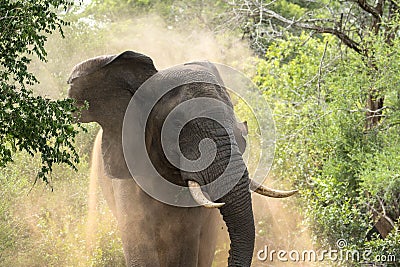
[{"left": 67, "top": 51, "right": 297, "bottom": 267}]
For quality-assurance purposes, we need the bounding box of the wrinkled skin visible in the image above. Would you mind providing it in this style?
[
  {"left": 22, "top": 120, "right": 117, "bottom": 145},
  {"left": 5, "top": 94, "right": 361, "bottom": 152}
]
[{"left": 68, "top": 51, "right": 254, "bottom": 266}]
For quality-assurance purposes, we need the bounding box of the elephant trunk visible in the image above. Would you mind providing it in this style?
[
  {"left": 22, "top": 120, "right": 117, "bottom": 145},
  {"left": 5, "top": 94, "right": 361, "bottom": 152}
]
[
  {"left": 219, "top": 169, "right": 255, "bottom": 266},
  {"left": 180, "top": 119, "right": 255, "bottom": 266}
]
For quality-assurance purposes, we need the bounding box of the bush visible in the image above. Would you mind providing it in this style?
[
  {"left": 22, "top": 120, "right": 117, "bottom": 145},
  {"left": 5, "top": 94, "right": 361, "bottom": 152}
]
[
  {"left": 253, "top": 32, "right": 400, "bottom": 266},
  {"left": 0, "top": 129, "right": 125, "bottom": 266}
]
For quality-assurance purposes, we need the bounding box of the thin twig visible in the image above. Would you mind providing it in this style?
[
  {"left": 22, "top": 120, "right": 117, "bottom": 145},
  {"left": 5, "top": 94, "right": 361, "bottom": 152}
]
[
  {"left": 317, "top": 41, "right": 329, "bottom": 100},
  {"left": 279, "top": 111, "right": 333, "bottom": 140}
]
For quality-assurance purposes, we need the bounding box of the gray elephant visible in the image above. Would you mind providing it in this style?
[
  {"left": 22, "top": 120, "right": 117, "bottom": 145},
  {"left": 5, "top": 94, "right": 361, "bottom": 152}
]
[{"left": 67, "top": 51, "right": 297, "bottom": 267}]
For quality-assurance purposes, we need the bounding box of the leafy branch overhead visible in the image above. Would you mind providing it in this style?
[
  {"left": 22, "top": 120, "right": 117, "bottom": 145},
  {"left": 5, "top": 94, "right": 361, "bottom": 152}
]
[{"left": 0, "top": 0, "right": 85, "bottom": 184}]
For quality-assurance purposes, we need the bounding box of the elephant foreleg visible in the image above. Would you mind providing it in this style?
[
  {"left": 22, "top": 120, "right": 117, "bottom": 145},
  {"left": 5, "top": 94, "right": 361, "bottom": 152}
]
[
  {"left": 197, "top": 209, "right": 220, "bottom": 267},
  {"left": 152, "top": 207, "right": 204, "bottom": 267},
  {"left": 112, "top": 179, "right": 160, "bottom": 267}
]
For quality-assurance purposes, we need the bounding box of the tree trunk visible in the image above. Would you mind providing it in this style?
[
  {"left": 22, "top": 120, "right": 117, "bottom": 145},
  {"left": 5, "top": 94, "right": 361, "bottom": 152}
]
[{"left": 365, "top": 91, "right": 384, "bottom": 130}]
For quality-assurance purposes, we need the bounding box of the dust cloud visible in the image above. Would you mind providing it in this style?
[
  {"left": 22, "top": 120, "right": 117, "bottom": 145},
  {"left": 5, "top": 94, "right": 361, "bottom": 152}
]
[
  {"left": 252, "top": 194, "right": 317, "bottom": 267},
  {"left": 85, "top": 15, "right": 253, "bottom": 69},
  {"left": 31, "top": 14, "right": 253, "bottom": 99},
  {"left": 85, "top": 129, "right": 102, "bottom": 253}
]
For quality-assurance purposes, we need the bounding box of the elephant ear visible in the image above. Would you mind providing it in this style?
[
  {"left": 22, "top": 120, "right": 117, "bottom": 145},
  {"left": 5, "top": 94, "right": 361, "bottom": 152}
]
[
  {"left": 234, "top": 121, "right": 248, "bottom": 154},
  {"left": 237, "top": 121, "right": 248, "bottom": 136},
  {"left": 67, "top": 51, "right": 156, "bottom": 84}
]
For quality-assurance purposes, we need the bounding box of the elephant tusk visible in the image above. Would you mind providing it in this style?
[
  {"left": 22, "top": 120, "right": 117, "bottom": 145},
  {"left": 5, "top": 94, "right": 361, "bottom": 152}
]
[
  {"left": 188, "top": 181, "right": 225, "bottom": 208},
  {"left": 249, "top": 179, "right": 298, "bottom": 198}
]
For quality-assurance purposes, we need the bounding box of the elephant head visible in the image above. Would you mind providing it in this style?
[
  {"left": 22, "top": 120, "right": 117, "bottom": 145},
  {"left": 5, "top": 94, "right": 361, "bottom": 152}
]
[{"left": 67, "top": 51, "right": 297, "bottom": 266}]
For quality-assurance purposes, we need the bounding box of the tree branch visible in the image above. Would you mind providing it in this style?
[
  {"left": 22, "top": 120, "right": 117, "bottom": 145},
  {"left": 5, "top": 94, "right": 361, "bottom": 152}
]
[
  {"left": 259, "top": 8, "right": 363, "bottom": 54},
  {"left": 375, "top": 0, "right": 385, "bottom": 15},
  {"left": 355, "top": 0, "right": 380, "bottom": 18}
]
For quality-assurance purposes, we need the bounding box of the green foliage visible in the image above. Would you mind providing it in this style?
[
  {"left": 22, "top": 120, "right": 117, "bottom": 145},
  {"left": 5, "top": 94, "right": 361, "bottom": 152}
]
[
  {"left": 363, "top": 227, "right": 400, "bottom": 265},
  {"left": 86, "top": 0, "right": 230, "bottom": 31},
  {"left": 0, "top": 131, "right": 125, "bottom": 266},
  {"left": 238, "top": 0, "right": 333, "bottom": 54},
  {"left": 0, "top": 0, "right": 85, "bottom": 183},
  {"left": 254, "top": 31, "right": 400, "bottom": 265},
  {"left": 87, "top": 0, "right": 157, "bottom": 17},
  {"left": 272, "top": 0, "right": 308, "bottom": 19}
]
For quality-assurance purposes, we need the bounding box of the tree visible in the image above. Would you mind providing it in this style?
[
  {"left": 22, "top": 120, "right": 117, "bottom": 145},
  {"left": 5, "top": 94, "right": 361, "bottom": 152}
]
[
  {"left": 229, "top": 0, "right": 400, "bottom": 261},
  {"left": 0, "top": 0, "right": 84, "bottom": 184},
  {"left": 233, "top": 0, "right": 399, "bottom": 129}
]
